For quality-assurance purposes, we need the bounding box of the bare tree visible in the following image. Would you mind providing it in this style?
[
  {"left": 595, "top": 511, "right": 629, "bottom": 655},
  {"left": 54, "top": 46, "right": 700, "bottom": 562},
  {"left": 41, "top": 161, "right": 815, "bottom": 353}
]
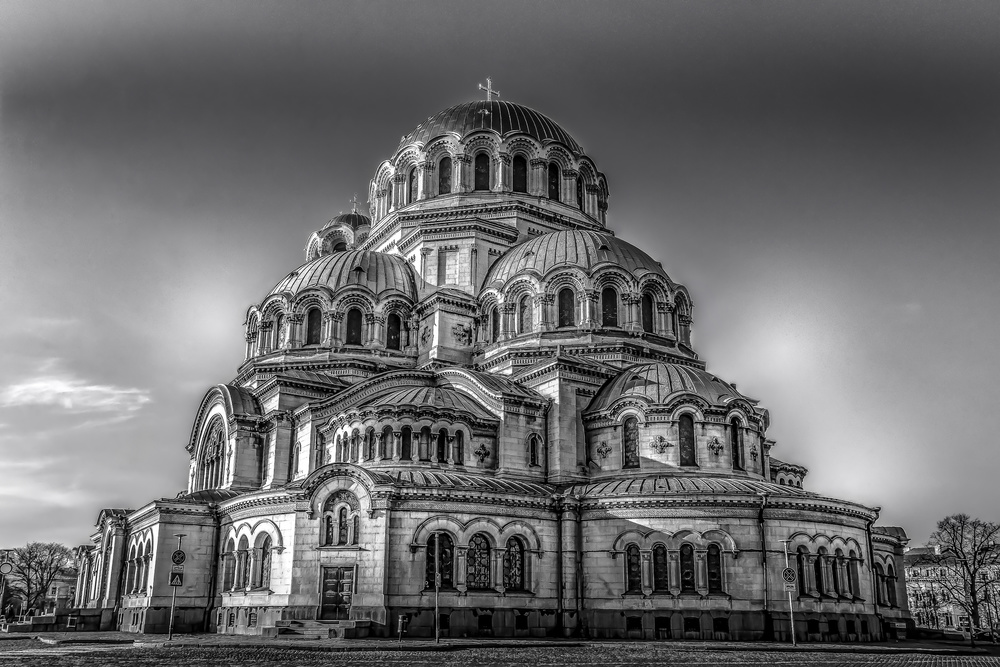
[
  {"left": 922, "top": 514, "right": 1000, "bottom": 631},
  {"left": 6, "top": 542, "right": 74, "bottom": 612}
]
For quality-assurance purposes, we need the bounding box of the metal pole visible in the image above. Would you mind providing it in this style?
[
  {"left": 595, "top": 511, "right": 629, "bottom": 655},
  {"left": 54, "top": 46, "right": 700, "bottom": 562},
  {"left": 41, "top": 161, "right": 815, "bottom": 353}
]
[
  {"left": 167, "top": 534, "right": 185, "bottom": 641},
  {"left": 781, "top": 539, "right": 796, "bottom": 646},
  {"left": 434, "top": 532, "right": 440, "bottom": 644}
]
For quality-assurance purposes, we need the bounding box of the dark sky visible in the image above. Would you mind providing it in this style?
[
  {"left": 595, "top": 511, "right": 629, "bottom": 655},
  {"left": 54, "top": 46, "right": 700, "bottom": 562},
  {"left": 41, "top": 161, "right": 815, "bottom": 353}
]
[{"left": 1, "top": 0, "right": 998, "bottom": 547}]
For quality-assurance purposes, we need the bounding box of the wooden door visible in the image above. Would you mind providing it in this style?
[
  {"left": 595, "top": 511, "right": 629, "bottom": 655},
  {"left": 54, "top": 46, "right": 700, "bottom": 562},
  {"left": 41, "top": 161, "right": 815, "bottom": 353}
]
[{"left": 320, "top": 566, "right": 353, "bottom": 620}]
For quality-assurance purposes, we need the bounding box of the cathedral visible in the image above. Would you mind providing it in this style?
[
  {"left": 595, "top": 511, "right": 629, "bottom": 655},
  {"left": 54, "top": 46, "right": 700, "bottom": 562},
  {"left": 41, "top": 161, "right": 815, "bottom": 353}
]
[{"left": 73, "top": 88, "right": 911, "bottom": 641}]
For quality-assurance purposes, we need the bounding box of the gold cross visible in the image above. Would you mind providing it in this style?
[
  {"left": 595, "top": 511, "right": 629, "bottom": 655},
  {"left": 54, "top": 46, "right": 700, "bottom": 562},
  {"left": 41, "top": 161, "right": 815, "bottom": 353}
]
[
  {"left": 349, "top": 194, "right": 359, "bottom": 213},
  {"left": 478, "top": 77, "right": 500, "bottom": 102}
]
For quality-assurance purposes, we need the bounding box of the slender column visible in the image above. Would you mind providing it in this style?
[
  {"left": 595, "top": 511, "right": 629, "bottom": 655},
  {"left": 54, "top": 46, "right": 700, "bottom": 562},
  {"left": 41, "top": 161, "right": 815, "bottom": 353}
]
[
  {"left": 562, "top": 169, "right": 578, "bottom": 205},
  {"left": 418, "top": 160, "right": 434, "bottom": 200},
  {"left": 420, "top": 249, "right": 432, "bottom": 281},
  {"left": 455, "top": 155, "right": 471, "bottom": 193},
  {"left": 286, "top": 313, "right": 304, "bottom": 348},
  {"left": 406, "top": 316, "right": 419, "bottom": 354},
  {"left": 805, "top": 555, "right": 819, "bottom": 595},
  {"left": 622, "top": 292, "right": 642, "bottom": 334},
  {"left": 446, "top": 433, "right": 455, "bottom": 465},
  {"left": 392, "top": 431, "right": 402, "bottom": 462},
  {"left": 495, "top": 153, "right": 511, "bottom": 192},
  {"left": 368, "top": 314, "right": 386, "bottom": 349},
  {"left": 470, "top": 247, "right": 478, "bottom": 288},
  {"left": 454, "top": 546, "right": 468, "bottom": 593},
  {"left": 658, "top": 303, "right": 675, "bottom": 340},
  {"left": 529, "top": 158, "right": 547, "bottom": 196},
  {"left": 579, "top": 289, "right": 598, "bottom": 330},
  {"left": 391, "top": 173, "right": 406, "bottom": 211},
  {"left": 257, "top": 321, "right": 273, "bottom": 355},
  {"left": 418, "top": 430, "right": 429, "bottom": 461},
  {"left": 640, "top": 550, "right": 653, "bottom": 596},
  {"left": 695, "top": 551, "right": 708, "bottom": 593},
  {"left": 244, "top": 331, "right": 257, "bottom": 360},
  {"left": 499, "top": 303, "right": 516, "bottom": 340},
  {"left": 536, "top": 294, "right": 553, "bottom": 331},
  {"left": 679, "top": 314, "right": 693, "bottom": 346},
  {"left": 668, "top": 551, "right": 681, "bottom": 595}
]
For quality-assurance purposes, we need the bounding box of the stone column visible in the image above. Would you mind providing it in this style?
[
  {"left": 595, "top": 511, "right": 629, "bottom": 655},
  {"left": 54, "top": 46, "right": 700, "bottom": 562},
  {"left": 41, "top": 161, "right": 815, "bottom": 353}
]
[
  {"left": 579, "top": 289, "right": 598, "bottom": 330},
  {"left": 286, "top": 313, "right": 304, "bottom": 348},
  {"left": 257, "top": 321, "right": 273, "bottom": 355},
  {"left": 499, "top": 303, "right": 516, "bottom": 340},
  {"left": 418, "top": 160, "right": 434, "bottom": 200},
  {"left": 495, "top": 152, "right": 511, "bottom": 192},
  {"left": 695, "top": 550, "right": 708, "bottom": 594},
  {"left": 392, "top": 431, "right": 401, "bottom": 462},
  {"left": 367, "top": 314, "right": 386, "bottom": 349},
  {"left": 659, "top": 303, "right": 675, "bottom": 340},
  {"left": 585, "top": 183, "right": 600, "bottom": 219},
  {"left": 446, "top": 433, "right": 456, "bottom": 465},
  {"left": 455, "top": 546, "right": 468, "bottom": 593},
  {"left": 641, "top": 550, "right": 653, "bottom": 597},
  {"left": 244, "top": 331, "right": 257, "bottom": 360},
  {"left": 668, "top": 551, "right": 681, "bottom": 596},
  {"left": 391, "top": 173, "right": 406, "bottom": 211},
  {"left": 804, "top": 555, "right": 819, "bottom": 596},
  {"left": 679, "top": 314, "right": 693, "bottom": 346},
  {"left": 455, "top": 155, "right": 471, "bottom": 193},
  {"left": 562, "top": 169, "right": 578, "bottom": 205},
  {"left": 536, "top": 294, "right": 553, "bottom": 331},
  {"left": 623, "top": 292, "right": 642, "bottom": 334},
  {"left": 529, "top": 158, "right": 547, "bottom": 196},
  {"left": 470, "top": 247, "right": 478, "bottom": 288},
  {"left": 249, "top": 548, "right": 261, "bottom": 588},
  {"left": 420, "top": 248, "right": 432, "bottom": 282}
]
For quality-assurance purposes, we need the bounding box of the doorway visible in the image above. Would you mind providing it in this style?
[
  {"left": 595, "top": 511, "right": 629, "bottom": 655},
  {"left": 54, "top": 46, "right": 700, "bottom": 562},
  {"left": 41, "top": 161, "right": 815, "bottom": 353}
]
[{"left": 320, "top": 566, "right": 354, "bottom": 620}]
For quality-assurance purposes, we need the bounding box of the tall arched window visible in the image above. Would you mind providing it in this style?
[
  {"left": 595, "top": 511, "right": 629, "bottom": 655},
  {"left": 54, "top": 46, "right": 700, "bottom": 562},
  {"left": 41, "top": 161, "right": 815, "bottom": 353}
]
[
  {"left": 557, "top": 288, "right": 575, "bottom": 328},
  {"left": 832, "top": 550, "right": 843, "bottom": 596},
  {"left": 274, "top": 314, "right": 284, "bottom": 349},
  {"left": 622, "top": 416, "right": 640, "bottom": 469},
  {"left": 337, "top": 507, "right": 349, "bottom": 546},
  {"left": 490, "top": 306, "right": 500, "bottom": 342},
  {"left": 386, "top": 313, "right": 401, "bottom": 350},
  {"left": 381, "top": 426, "right": 393, "bottom": 460},
  {"left": 512, "top": 155, "right": 528, "bottom": 193},
  {"left": 364, "top": 427, "right": 375, "bottom": 461},
  {"left": 400, "top": 426, "right": 412, "bottom": 460},
  {"left": 797, "top": 547, "right": 809, "bottom": 596},
  {"left": 453, "top": 431, "right": 464, "bottom": 465},
  {"left": 349, "top": 428, "right": 359, "bottom": 461},
  {"left": 474, "top": 153, "right": 490, "bottom": 191},
  {"left": 503, "top": 537, "right": 526, "bottom": 591},
  {"left": 653, "top": 544, "right": 669, "bottom": 592},
  {"left": 425, "top": 533, "right": 454, "bottom": 589},
  {"left": 886, "top": 564, "right": 898, "bottom": 607},
  {"left": 385, "top": 181, "right": 393, "bottom": 211},
  {"left": 306, "top": 308, "right": 322, "bottom": 345},
  {"left": 408, "top": 167, "right": 418, "bottom": 204},
  {"left": 528, "top": 435, "right": 540, "bottom": 467},
  {"left": 625, "top": 544, "right": 642, "bottom": 593},
  {"left": 576, "top": 175, "right": 583, "bottom": 209},
  {"left": 518, "top": 295, "right": 532, "bottom": 334},
  {"left": 814, "top": 549, "right": 827, "bottom": 595},
  {"left": 730, "top": 418, "right": 743, "bottom": 471},
  {"left": 466, "top": 533, "right": 491, "bottom": 589},
  {"left": 680, "top": 544, "right": 696, "bottom": 594},
  {"left": 601, "top": 287, "right": 618, "bottom": 327},
  {"left": 678, "top": 413, "right": 696, "bottom": 466},
  {"left": 222, "top": 539, "right": 236, "bottom": 591},
  {"left": 436, "top": 429, "right": 447, "bottom": 463},
  {"left": 547, "top": 162, "right": 560, "bottom": 200},
  {"left": 258, "top": 535, "right": 272, "bottom": 589},
  {"left": 238, "top": 536, "right": 251, "bottom": 588},
  {"left": 707, "top": 544, "right": 723, "bottom": 594},
  {"left": 641, "top": 294, "right": 654, "bottom": 333},
  {"left": 346, "top": 308, "right": 363, "bottom": 345},
  {"left": 438, "top": 156, "right": 452, "bottom": 194}
]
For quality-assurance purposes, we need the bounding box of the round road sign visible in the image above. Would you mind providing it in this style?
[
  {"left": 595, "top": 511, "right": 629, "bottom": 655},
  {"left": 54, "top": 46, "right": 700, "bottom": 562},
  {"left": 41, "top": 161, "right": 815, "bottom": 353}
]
[
  {"left": 781, "top": 567, "right": 797, "bottom": 583},
  {"left": 0, "top": 562, "right": 12, "bottom": 575},
  {"left": 171, "top": 549, "right": 187, "bottom": 566}
]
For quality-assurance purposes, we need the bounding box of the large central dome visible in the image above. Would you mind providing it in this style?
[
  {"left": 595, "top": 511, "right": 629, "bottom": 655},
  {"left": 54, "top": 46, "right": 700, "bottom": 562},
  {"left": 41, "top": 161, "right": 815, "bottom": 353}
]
[{"left": 399, "top": 100, "right": 583, "bottom": 154}]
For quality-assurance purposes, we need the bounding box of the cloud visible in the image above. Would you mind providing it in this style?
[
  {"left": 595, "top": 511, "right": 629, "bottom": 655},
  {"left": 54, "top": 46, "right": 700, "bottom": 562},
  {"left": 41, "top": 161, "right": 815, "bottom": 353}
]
[{"left": 0, "top": 363, "right": 151, "bottom": 414}]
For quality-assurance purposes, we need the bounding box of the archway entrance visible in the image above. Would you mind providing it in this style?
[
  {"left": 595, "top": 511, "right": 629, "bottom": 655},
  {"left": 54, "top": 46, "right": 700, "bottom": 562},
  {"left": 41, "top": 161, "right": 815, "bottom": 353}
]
[{"left": 320, "top": 566, "right": 354, "bottom": 620}]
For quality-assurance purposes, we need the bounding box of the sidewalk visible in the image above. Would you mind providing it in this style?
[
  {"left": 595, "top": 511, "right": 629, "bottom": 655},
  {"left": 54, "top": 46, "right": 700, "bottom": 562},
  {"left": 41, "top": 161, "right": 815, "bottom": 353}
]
[{"left": 13, "top": 631, "right": 991, "bottom": 656}]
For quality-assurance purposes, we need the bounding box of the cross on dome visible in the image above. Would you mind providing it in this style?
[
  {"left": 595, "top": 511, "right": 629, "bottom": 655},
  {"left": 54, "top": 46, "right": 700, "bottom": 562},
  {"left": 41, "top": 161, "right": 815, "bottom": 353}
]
[
  {"left": 349, "top": 193, "right": 360, "bottom": 213},
  {"left": 478, "top": 77, "right": 500, "bottom": 102}
]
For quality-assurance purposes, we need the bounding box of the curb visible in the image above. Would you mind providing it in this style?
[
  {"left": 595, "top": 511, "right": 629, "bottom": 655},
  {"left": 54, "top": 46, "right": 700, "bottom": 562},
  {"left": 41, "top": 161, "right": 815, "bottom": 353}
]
[{"left": 37, "top": 637, "right": 136, "bottom": 646}]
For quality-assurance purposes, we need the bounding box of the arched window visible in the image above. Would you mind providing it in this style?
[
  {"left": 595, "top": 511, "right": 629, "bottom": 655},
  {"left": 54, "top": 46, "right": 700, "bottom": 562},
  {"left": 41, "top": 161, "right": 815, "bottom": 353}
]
[
  {"left": 351, "top": 515, "right": 359, "bottom": 545},
  {"left": 453, "top": 431, "right": 464, "bottom": 465},
  {"left": 333, "top": 241, "right": 347, "bottom": 252},
  {"left": 490, "top": 306, "right": 500, "bottom": 342},
  {"left": 518, "top": 295, "right": 533, "bottom": 334},
  {"left": 349, "top": 428, "right": 359, "bottom": 462},
  {"left": 601, "top": 287, "right": 618, "bottom": 327},
  {"left": 346, "top": 308, "right": 363, "bottom": 345},
  {"left": 474, "top": 153, "right": 490, "bottom": 191},
  {"left": 887, "top": 564, "right": 898, "bottom": 607},
  {"left": 622, "top": 416, "right": 640, "bottom": 469},
  {"left": 425, "top": 533, "right": 455, "bottom": 589},
  {"left": 653, "top": 544, "right": 669, "bottom": 592},
  {"left": 797, "top": 547, "right": 809, "bottom": 596},
  {"left": 386, "top": 313, "right": 402, "bottom": 350},
  {"left": 625, "top": 544, "right": 642, "bottom": 593},
  {"left": 528, "top": 435, "right": 540, "bottom": 467},
  {"left": 439, "top": 156, "right": 452, "bottom": 194},
  {"left": 306, "top": 308, "right": 322, "bottom": 345},
  {"left": 436, "top": 429, "right": 447, "bottom": 463},
  {"left": 503, "top": 537, "right": 526, "bottom": 591},
  {"left": 547, "top": 163, "right": 560, "bottom": 200},
  {"left": 385, "top": 182, "right": 393, "bottom": 210},
  {"left": 381, "top": 425, "right": 393, "bottom": 460},
  {"left": 641, "top": 294, "right": 654, "bottom": 333},
  {"left": 408, "top": 166, "right": 418, "bottom": 204},
  {"left": 707, "top": 544, "right": 723, "bottom": 594},
  {"left": 364, "top": 427, "right": 375, "bottom": 461},
  {"left": 874, "top": 563, "right": 886, "bottom": 605},
  {"left": 512, "top": 155, "right": 528, "bottom": 193},
  {"left": 238, "top": 536, "right": 251, "bottom": 589},
  {"left": 832, "top": 550, "right": 843, "bottom": 596},
  {"left": 576, "top": 174, "right": 583, "bottom": 209},
  {"left": 557, "top": 288, "right": 575, "bottom": 327},
  {"left": 337, "top": 507, "right": 349, "bottom": 546},
  {"left": 274, "top": 313, "right": 284, "bottom": 349},
  {"left": 222, "top": 539, "right": 236, "bottom": 591},
  {"left": 678, "top": 413, "right": 696, "bottom": 466},
  {"left": 466, "top": 533, "right": 491, "bottom": 589},
  {"left": 848, "top": 550, "right": 860, "bottom": 598},
  {"left": 258, "top": 535, "right": 272, "bottom": 589},
  {"left": 400, "top": 426, "right": 412, "bottom": 461},
  {"left": 680, "top": 543, "right": 696, "bottom": 594},
  {"left": 730, "top": 418, "right": 743, "bottom": 471}
]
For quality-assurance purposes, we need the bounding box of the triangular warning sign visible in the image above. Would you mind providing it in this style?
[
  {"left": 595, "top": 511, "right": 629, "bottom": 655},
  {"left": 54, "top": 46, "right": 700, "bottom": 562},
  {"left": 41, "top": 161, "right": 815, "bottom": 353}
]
[{"left": 169, "top": 572, "right": 184, "bottom": 586}]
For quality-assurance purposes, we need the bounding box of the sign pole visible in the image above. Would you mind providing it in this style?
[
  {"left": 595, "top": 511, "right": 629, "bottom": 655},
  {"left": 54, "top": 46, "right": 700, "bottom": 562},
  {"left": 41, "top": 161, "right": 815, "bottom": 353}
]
[
  {"left": 167, "top": 534, "right": 186, "bottom": 641},
  {"left": 434, "top": 532, "right": 440, "bottom": 644},
  {"left": 780, "top": 540, "right": 796, "bottom": 646}
]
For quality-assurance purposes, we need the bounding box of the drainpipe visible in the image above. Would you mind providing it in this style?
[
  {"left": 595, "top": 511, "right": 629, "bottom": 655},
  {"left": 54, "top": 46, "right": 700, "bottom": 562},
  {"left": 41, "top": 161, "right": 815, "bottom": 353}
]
[
  {"left": 757, "top": 491, "right": 773, "bottom": 640},
  {"left": 554, "top": 495, "right": 564, "bottom": 637},
  {"left": 203, "top": 508, "right": 221, "bottom": 632}
]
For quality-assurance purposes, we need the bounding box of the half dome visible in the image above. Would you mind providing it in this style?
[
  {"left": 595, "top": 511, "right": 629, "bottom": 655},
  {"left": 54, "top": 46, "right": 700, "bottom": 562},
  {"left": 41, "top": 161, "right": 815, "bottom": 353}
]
[
  {"left": 587, "top": 362, "right": 746, "bottom": 413},
  {"left": 269, "top": 250, "right": 416, "bottom": 300},
  {"left": 484, "top": 230, "right": 669, "bottom": 287},
  {"left": 322, "top": 211, "right": 371, "bottom": 230},
  {"left": 399, "top": 101, "right": 583, "bottom": 154}
]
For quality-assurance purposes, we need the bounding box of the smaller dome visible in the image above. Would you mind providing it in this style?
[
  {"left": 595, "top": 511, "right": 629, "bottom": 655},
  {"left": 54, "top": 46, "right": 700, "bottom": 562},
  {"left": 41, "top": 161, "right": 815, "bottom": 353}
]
[
  {"left": 484, "top": 230, "right": 669, "bottom": 287},
  {"left": 587, "top": 362, "right": 746, "bottom": 413},
  {"left": 269, "top": 250, "right": 416, "bottom": 301},
  {"left": 323, "top": 211, "right": 371, "bottom": 230}
]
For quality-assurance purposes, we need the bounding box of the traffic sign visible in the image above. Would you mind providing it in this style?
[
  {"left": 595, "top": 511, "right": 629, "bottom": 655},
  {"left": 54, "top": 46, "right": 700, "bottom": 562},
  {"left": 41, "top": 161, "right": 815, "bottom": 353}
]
[
  {"left": 168, "top": 572, "right": 184, "bottom": 587},
  {"left": 0, "top": 563, "right": 11, "bottom": 575},
  {"left": 171, "top": 549, "right": 186, "bottom": 565},
  {"left": 170, "top": 565, "right": 185, "bottom": 573},
  {"left": 781, "top": 567, "right": 797, "bottom": 583}
]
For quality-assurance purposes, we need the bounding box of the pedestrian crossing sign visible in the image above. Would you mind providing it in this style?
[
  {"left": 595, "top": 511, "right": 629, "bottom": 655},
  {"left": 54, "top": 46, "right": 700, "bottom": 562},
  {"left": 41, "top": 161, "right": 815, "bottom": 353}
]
[{"left": 169, "top": 572, "right": 184, "bottom": 587}]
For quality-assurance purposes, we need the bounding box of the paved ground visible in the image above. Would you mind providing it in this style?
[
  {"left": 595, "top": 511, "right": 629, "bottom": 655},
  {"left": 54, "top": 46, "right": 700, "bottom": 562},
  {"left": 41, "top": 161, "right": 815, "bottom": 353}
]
[{"left": 3, "top": 634, "right": 1000, "bottom": 666}]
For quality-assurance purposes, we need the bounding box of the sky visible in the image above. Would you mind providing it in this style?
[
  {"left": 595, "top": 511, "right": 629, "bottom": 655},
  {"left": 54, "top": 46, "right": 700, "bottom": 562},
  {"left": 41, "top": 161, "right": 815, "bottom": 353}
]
[{"left": 0, "top": 0, "right": 998, "bottom": 548}]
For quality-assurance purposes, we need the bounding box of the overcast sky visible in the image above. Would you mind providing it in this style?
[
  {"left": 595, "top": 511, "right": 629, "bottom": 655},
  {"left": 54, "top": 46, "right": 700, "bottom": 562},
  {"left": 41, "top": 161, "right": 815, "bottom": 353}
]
[{"left": 1, "top": 0, "right": 998, "bottom": 548}]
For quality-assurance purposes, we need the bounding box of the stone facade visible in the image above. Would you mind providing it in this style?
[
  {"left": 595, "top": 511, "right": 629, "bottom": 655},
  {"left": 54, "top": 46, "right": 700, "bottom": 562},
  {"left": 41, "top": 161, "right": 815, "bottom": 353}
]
[{"left": 74, "top": 96, "right": 910, "bottom": 640}]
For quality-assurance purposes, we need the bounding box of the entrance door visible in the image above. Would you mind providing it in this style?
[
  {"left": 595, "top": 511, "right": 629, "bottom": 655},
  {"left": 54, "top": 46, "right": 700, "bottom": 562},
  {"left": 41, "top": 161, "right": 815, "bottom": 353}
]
[{"left": 320, "top": 566, "right": 354, "bottom": 620}]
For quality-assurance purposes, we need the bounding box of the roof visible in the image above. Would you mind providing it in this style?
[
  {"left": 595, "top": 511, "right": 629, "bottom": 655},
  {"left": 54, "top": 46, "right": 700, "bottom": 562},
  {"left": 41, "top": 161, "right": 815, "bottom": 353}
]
[
  {"left": 173, "top": 489, "right": 242, "bottom": 503},
  {"left": 587, "top": 361, "right": 750, "bottom": 413},
  {"left": 387, "top": 469, "right": 554, "bottom": 496},
  {"left": 361, "top": 385, "right": 496, "bottom": 421},
  {"left": 484, "top": 230, "right": 669, "bottom": 287},
  {"left": 322, "top": 211, "right": 371, "bottom": 230},
  {"left": 399, "top": 100, "right": 583, "bottom": 154},
  {"left": 565, "top": 476, "right": 817, "bottom": 499},
  {"left": 268, "top": 250, "right": 416, "bottom": 300}
]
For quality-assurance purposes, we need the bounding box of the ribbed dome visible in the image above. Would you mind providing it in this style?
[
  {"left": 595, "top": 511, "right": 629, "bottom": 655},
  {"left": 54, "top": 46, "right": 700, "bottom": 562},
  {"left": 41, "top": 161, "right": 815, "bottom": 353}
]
[
  {"left": 484, "top": 230, "right": 669, "bottom": 287},
  {"left": 322, "top": 211, "right": 370, "bottom": 230},
  {"left": 587, "top": 362, "right": 745, "bottom": 413},
  {"left": 400, "top": 101, "right": 583, "bottom": 154},
  {"left": 362, "top": 386, "right": 495, "bottom": 421},
  {"left": 565, "top": 476, "right": 815, "bottom": 499},
  {"left": 269, "top": 250, "right": 416, "bottom": 300}
]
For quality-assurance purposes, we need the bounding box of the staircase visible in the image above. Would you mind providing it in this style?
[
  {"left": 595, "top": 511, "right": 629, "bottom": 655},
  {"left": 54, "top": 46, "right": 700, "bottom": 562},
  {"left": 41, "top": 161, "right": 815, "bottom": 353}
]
[{"left": 272, "top": 619, "right": 371, "bottom": 639}]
